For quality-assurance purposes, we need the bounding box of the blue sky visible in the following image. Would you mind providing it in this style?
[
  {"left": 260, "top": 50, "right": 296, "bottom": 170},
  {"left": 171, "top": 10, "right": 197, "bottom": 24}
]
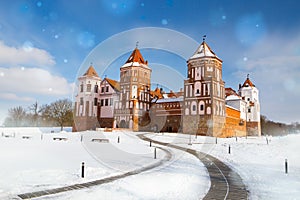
[{"left": 0, "top": 0, "right": 300, "bottom": 124}]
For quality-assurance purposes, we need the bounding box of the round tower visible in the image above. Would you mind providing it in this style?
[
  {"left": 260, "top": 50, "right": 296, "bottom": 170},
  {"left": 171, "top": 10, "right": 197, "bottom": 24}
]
[
  {"left": 238, "top": 75, "right": 261, "bottom": 136},
  {"left": 74, "top": 64, "right": 101, "bottom": 131}
]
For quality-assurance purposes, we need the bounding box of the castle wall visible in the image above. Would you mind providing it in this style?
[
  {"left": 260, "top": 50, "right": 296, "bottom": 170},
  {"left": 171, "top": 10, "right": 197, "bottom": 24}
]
[
  {"left": 247, "top": 121, "right": 261, "bottom": 136},
  {"left": 221, "top": 106, "right": 246, "bottom": 137}
]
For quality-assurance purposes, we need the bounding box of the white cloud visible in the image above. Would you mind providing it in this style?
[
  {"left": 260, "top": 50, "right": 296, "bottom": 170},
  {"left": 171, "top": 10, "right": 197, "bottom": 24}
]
[
  {"left": 0, "top": 93, "right": 33, "bottom": 102},
  {"left": 0, "top": 67, "right": 74, "bottom": 97},
  {"left": 0, "top": 41, "right": 55, "bottom": 67},
  {"left": 234, "top": 33, "right": 300, "bottom": 123}
]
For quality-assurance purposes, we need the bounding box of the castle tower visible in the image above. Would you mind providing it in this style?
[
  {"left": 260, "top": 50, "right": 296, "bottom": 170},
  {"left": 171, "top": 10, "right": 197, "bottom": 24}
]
[
  {"left": 183, "top": 39, "right": 226, "bottom": 137},
  {"left": 114, "top": 47, "right": 152, "bottom": 131},
  {"left": 73, "top": 65, "right": 101, "bottom": 131},
  {"left": 238, "top": 75, "right": 261, "bottom": 136}
]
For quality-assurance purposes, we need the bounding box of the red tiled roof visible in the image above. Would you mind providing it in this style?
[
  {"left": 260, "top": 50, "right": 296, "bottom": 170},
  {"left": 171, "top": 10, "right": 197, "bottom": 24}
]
[
  {"left": 125, "top": 48, "right": 148, "bottom": 64},
  {"left": 242, "top": 78, "right": 255, "bottom": 87},
  {"left": 83, "top": 65, "right": 99, "bottom": 77},
  {"left": 105, "top": 78, "right": 120, "bottom": 92}
]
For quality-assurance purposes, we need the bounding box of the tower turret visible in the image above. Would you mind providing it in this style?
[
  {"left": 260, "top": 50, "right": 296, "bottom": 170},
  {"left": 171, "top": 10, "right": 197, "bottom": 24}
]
[
  {"left": 114, "top": 46, "right": 152, "bottom": 131},
  {"left": 74, "top": 64, "right": 101, "bottom": 131},
  {"left": 183, "top": 39, "right": 225, "bottom": 136},
  {"left": 238, "top": 74, "right": 261, "bottom": 136}
]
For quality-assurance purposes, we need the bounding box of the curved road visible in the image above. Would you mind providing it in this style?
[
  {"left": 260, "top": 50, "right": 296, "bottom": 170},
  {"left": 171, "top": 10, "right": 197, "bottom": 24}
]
[
  {"left": 137, "top": 133, "right": 249, "bottom": 200},
  {"left": 17, "top": 146, "right": 172, "bottom": 199}
]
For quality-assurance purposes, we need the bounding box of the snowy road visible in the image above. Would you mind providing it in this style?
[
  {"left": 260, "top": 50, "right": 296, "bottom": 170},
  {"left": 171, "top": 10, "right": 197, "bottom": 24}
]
[
  {"left": 138, "top": 133, "right": 248, "bottom": 199},
  {"left": 0, "top": 128, "right": 210, "bottom": 200}
]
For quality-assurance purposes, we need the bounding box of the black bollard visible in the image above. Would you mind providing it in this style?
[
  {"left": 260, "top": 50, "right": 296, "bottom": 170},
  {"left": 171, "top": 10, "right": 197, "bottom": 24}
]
[
  {"left": 228, "top": 145, "right": 231, "bottom": 154},
  {"left": 150, "top": 140, "right": 152, "bottom": 147},
  {"left": 41, "top": 134, "right": 43, "bottom": 140},
  {"left": 154, "top": 147, "right": 157, "bottom": 159},
  {"left": 236, "top": 137, "right": 237, "bottom": 142},
  {"left": 80, "top": 135, "right": 83, "bottom": 142},
  {"left": 266, "top": 137, "right": 269, "bottom": 145},
  {"left": 285, "top": 159, "right": 288, "bottom": 174},
  {"left": 215, "top": 137, "right": 217, "bottom": 144},
  {"left": 117, "top": 136, "right": 120, "bottom": 143},
  {"left": 81, "top": 162, "right": 85, "bottom": 178}
]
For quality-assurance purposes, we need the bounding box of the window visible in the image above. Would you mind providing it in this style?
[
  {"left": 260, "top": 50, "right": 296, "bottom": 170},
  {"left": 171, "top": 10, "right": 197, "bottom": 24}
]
[
  {"left": 196, "top": 89, "right": 200, "bottom": 94},
  {"left": 94, "top": 98, "right": 98, "bottom": 106},
  {"left": 106, "top": 86, "right": 109, "bottom": 92},
  {"left": 248, "top": 108, "right": 251, "bottom": 113},
  {"left": 80, "top": 84, "right": 84, "bottom": 92},
  {"left": 101, "top": 87, "right": 104, "bottom": 93},
  {"left": 105, "top": 99, "right": 109, "bottom": 106},
  {"left": 192, "top": 105, "right": 196, "bottom": 111},
  {"left": 200, "top": 104, "right": 204, "bottom": 111},
  {"left": 86, "top": 84, "right": 91, "bottom": 92},
  {"left": 110, "top": 98, "right": 113, "bottom": 106},
  {"left": 100, "top": 99, "right": 104, "bottom": 106},
  {"left": 94, "top": 85, "right": 98, "bottom": 93},
  {"left": 80, "top": 98, "right": 83, "bottom": 105},
  {"left": 247, "top": 98, "right": 250, "bottom": 101}
]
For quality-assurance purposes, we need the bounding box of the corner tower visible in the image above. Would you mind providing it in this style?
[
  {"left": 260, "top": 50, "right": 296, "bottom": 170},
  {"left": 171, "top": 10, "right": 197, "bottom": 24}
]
[
  {"left": 238, "top": 75, "right": 261, "bottom": 136},
  {"left": 183, "top": 39, "right": 226, "bottom": 136},
  {"left": 74, "top": 65, "right": 101, "bottom": 131},
  {"left": 114, "top": 47, "right": 152, "bottom": 131}
]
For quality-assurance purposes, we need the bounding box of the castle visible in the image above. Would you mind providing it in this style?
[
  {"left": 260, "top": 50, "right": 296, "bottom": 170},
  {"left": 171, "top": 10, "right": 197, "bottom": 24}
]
[{"left": 73, "top": 40, "right": 261, "bottom": 137}]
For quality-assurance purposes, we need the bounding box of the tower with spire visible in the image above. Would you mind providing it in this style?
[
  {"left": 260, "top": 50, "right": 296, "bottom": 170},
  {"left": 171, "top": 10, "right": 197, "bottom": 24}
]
[
  {"left": 183, "top": 39, "right": 226, "bottom": 136},
  {"left": 113, "top": 46, "right": 152, "bottom": 131},
  {"left": 238, "top": 75, "right": 261, "bottom": 136},
  {"left": 74, "top": 64, "right": 101, "bottom": 131}
]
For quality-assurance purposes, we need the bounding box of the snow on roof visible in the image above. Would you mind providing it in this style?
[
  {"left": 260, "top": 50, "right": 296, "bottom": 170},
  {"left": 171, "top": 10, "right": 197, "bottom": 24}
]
[
  {"left": 121, "top": 62, "right": 149, "bottom": 69},
  {"left": 121, "top": 47, "right": 150, "bottom": 69},
  {"left": 154, "top": 96, "right": 183, "bottom": 103},
  {"left": 226, "top": 95, "right": 241, "bottom": 101},
  {"left": 189, "top": 41, "right": 221, "bottom": 60}
]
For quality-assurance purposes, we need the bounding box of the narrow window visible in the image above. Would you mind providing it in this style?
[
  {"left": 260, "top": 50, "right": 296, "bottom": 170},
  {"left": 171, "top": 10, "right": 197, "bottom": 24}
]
[
  {"left": 101, "top": 87, "right": 104, "bottom": 93},
  {"left": 94, "top": 85, "right": 98, "bottom": 93},
  {"left": 80, "top": 84, "right": 83, "bottom": 92},
  {"left": 200, "top": 104, "right": 204, "bottom": 111},
  {"left": 101, "top": 99, "right": 104, "bottom": 106},
  {"left": 86, "top": 84, "right": 91, "bottom": 92},
  {"left": 192, "top": 105, "right": 196, "bottom": 111},
  {"left": 106, "top": 86, "right": 109, "bottom": 92},
  {"left": 105, "top": 99, "right": 109, "bottom": 106},
  {"left": 248, "top": 108, "right": 251, "bottom": 113},
  {"left": 80, "top": 97, "right": 83, "bottom": 105},
  {"left": 94, "top": 98, "right": 98, "bottom": 106},
  {"left": 196, "top": 89, "right": 200, "bottom": 94}
]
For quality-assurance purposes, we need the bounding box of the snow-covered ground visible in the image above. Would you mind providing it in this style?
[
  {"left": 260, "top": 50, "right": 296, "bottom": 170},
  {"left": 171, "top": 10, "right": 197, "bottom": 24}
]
[
  {"left": 0, "top": 128, "right": 210, "bottom": 200},
  {"left": 151, "top": 133, "right": 300, "bottom": 200}
]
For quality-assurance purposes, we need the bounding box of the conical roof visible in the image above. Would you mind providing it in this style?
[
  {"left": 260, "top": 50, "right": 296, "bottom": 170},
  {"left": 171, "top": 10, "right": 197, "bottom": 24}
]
[
  {"left": 83, "top": 65, "right": 99, "bottom": 77},
  {"left": 121, "top": 47, "right": 149, "bottom": 68},
  {"left": 242, "top": 77, "right": 255, "bottom": 87},
  {"left": 125, "top": 48, "right": 147, "bottom": 64},
  {"left": 190, "top": 41, "right": 221, "bottom": 60}
]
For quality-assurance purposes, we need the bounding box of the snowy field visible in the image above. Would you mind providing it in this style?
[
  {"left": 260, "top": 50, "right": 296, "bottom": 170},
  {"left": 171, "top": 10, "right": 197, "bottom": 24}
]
[
  {"left": 0, "top": 128, "right": 209, "bottom": 200},
  {"left": 150, "top": 133, "right": 300, "bottom": 200}
]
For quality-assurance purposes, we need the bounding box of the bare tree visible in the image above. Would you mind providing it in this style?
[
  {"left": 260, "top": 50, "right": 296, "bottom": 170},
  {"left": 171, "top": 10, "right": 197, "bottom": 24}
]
[
  {"left": 4, "top": 106, "right": 27, "bottom": 127},
  {"left": 48, "top": 99, "right": 73, "bottom": 131},
  {"left": 28, "top": 101, "right": 40, "bottom": 126}
]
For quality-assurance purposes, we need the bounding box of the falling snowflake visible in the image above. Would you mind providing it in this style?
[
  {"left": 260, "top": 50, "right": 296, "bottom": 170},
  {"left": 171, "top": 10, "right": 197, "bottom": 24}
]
[{"left": 161, "top": 19, "right": 168, "bottom": 25}]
